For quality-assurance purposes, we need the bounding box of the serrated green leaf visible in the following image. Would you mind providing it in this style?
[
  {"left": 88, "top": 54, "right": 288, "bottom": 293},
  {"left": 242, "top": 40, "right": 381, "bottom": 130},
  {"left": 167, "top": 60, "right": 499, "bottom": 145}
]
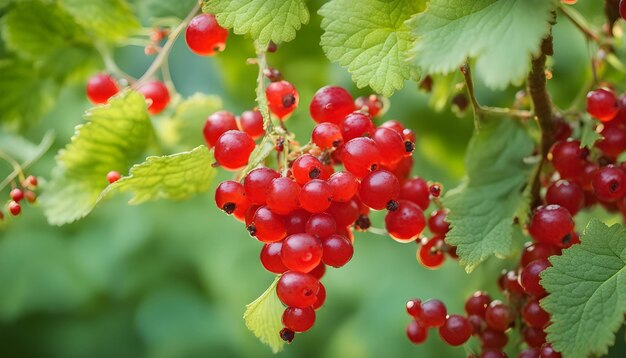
[
  {"left": 40, "top": 91, "right": 153, "bottom": 225},
  {"left": 159, "top": 93, "right": 222, "bottom": 151},
  {"left": 408, "top": 0, "right": 557, "bottom": 89},
  {"left": 203, "top": 0, "right": 309, "bottom": 45},
  {"left": 243, "top": 277, "right": 285, "bottom": 353},
  {"left": 579, "top": 115, "right": 602, "bottom": 148},
  {"left": 319, "top": 0, "right": 424, "bottom": 97},
  {"left": 58, "top": 0, "right": 140, "bottom": 43},
  {"left": 102, "top": 146, "right": 216, "bottom": 204},
  {"left": 541, "top": 219, "right": 626, "bottom": 358},
  {"left": 443, "top": 119, "right": 536, "bottom": 272}
]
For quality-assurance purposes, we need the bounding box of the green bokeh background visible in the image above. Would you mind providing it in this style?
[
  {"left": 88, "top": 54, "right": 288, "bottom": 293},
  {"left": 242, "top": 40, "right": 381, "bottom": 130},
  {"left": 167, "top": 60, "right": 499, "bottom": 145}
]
[{"left": 1, "top": 1, "right": 625, "bottom": 357}]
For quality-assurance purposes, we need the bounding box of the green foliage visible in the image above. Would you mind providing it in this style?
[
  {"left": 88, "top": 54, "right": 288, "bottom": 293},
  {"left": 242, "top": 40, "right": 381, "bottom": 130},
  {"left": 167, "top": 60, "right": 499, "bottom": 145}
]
[
  {"left": 137, "top": 0, "right": 198, "bottom": 22},
  {"left": 203, "top": 0, "right": 309, "bottom": 46},
  {"left": 579, "top": 114, "right": 602, "bottom": 148},
  {"left": 243, "top": 277, "right": 285, "bottom": 353},
  {"left": 40, "top": 91, "right": 153, "bottom": 225},
  {"left": 541, "top": 219, "right": 626, "bottom": 358},
  {"left": 319, "top": 0, "right": 424, "bottom": 97},
  {"left": 103, "top": 146, "right": 216, "bottom": 204},
  {"left": 57, "top": 0, "right": 140, "bottom": 43},
  {"left": 408, "top": 0, "right": 557, "bottom": 89},
  {"left": 443, "top": 119, "right": 536, "bottom": 272}
]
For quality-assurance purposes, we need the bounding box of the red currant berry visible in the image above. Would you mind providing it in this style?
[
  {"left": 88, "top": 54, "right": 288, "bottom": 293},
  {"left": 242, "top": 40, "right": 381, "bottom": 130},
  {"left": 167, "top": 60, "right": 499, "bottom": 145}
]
[
  {"left": 418, "top": 236, "right": 445, "bottom": 269},
  {"left": 266, "top": 80, "right": 298, "bottom": 119},
  {"left": 428, "top": 209, "right": 449, "bottom": 235},
  {"left": 465, "top": 291, "right": 492, "bottom": 317},
  {"left": 540, "top": 343, "right": 562, "bottom": 358},
  {"left": 523, "top": 326, "right": 547, "bottom": 348},
  {"left": 400, "top": 177, "right": 430, "bottom": 210},
  {"left": 24, "top": 190, "right": 36, "bottom": 204},
  {"left": 385, "top": 200, "right": 426, "bottom": 242},
  {"left": 485, "top": 300, "right": 514, "bottom": 332},
  {"left": 325, "top": 199, "right": 360, "bottom": 227},
  {"left": 468, "top": 314, "right": 486, "bottom": 334},
  {"left": 305, "top": 213, "right": 336, "bottom": 238},
  {"left": 321, "top": 234, "right": 353, "bottom": 268},
  {"left": 260, "top": 242, "right": 287, "bottom": 274},
  {"left": 521, "top": 242, "right": 559, "bottom": 267},
  {"left": 248, "top": 206, "right": 286, "bottom": 243},
  {"left": 285, "top": 209, "right": 311, "bottom": 235},
  {"left": 239, "top": 109, "right": 264, "bottom": 139},
  {"left": 282, "top": 306, "right": 315, "bottom": 332},
  {"left": 267, "top": 177, "right": 301, "bottom": 215},
  {"left": 545, "top": 180, "right": 584, "bottom": 215},
  {"left": 480, "top": 350, "right": 507, "bottom": 358},
  {"left": 23, "top": 175, "right": 38, "bottom": 188},
  {"left": 596, "top": 121, "right": 626, "bottom": 158},
  {"left": 358, "top": 170, "right": 400, "bottom": 210},
  {"left": 312, "top": 282, "right": 326, "bottom": 310},
  {"left": 214, "top": 130, "right": 255, "bottom": 170},
  {"left": 292, "top": 154, "right": 323, "bottom": 185},
  {"left": 327, "top": 171, "right": 358, "bottom": 202},
  {"left": 406, "top": 298, "right": 422, "bottom": 317},
  {"left": 300, "top": 179, "right": 333, "bottom": 213},
  {"left": 587, "top": 88, "right": 619, "bottom": 122},
  {"left": 312, "top": 122, "right": 343, "bottom": 149},
  {"left": 522, "top": 298, "right": 550, "bottom": 329},
  {"left": 439, "top": 314, "right": 472, "bottom": 346},
  {"left": 310, "top": 86, "right": 355, "bottom": 124},
  {"left": 592, "top": 165, "right": 626, "bottom": 201},
  {"left": 341, "top": 137, "right": 381, "bottom": 178},
  {"left": 8, "top": 201, "right": 20, "bottom": 216},
  {"left": 355, "top": 94, "right": 385, "bottom": 117},
  {"left": 10, "top": 188, "right": 24, "bottom": 202},
  {"left": 215, "top": 180, "right": 248, "bottom": 216},
  {"left": 549, "top": 140, "right": 588, "bottom": 179},
  {"left": 137, "top": 80, "right": 170, "bottom": 114},
  {"left": 372, "top": 127, "right": 409, "bottom": 167},
  {"left": 86, "top": 74, "right": 119, "bottom": 104},
  {"left": 406, "top": 320, "right": 428, "bottom": 344},
  {"left": 276, "top": 271, "right": 320, "bottom": 308},
  {"left": 281, "top": 233, "right": 323, "bottom": 273},
  {"left": 203, "top": 111, "right": 238, "bottom": 147},
  {"left": 519, "top": 348, "right": 540, "bottom": 358},
  {"left": 519, "top": 259, "right": 551, "bottom": 298},
  {"left": 479, "top": 328, "right": 508, "bottom": 349},
  {"left": 501, "top": 270, "right": 525, "bottom": 296},
  {"left": 341, "top": 112, "right": 375, "bottom": 141},
  {"left": 308, "top": 262, "right": 326, "bottom": 280},
  {"left": 417, "top": 299, "right": 447, "bottom": 327},
  {"left": 380, "top": 120, "right": 405, "bottom": 134},
  {"left": 528, "top": 205, "right": 574, "bottom": 247},
  {"left": 185, "top": 13, "right": 228, "bottom": 56},
  {"left": 107, "top": 171, "right": 121, "bottom": 184},
  {"left": 244, "top": 167, "right": 280, "bottom": 205}
]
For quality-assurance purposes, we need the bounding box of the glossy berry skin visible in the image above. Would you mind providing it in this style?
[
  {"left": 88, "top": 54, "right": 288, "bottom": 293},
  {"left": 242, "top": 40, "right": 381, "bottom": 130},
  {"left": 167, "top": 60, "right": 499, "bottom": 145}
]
[
  {"left": 519, "top": 348, "right": 541, "bottom": 358},
  {"left": 284, "top": 209, "right": 310, "bottom": 235},
  {"left": 309, "top": 262, "right": 326, "bottom": 280},
  {"left": 10, "top": 188, "right": 24, "bottom": 202},
  {"left": 260, "top": 242, "right": 288, "bottom": 274},
  {"left": 358, "top": 170, "right": 400, "bottom": 210},
  {"left": 309, "top": 86, "right": 355, "bottom": 124},
  {"left": 438, "top": 315, "right": 472, "bottom": 346},
  {"left": 327, "top": 171, "right": 358, "bottom": 202},
  {"left": 400, "top": 177, "right": 430, "bottom": 210},
  {"left": 341, "top": 112, "right": 375, "bottom": 141},
  {"left": 214, "top": 130, "right": 255, "bottom": 170},
  {"left": 418, "top": 236, "right": 445, "bottom": 269},
  {"left": 215, "top": 180, "right": 247, "bottom": 215},
  {"left": 587, "top": 88, "right": 619, "bottom": 122},
  {"left": 8, "top": 201, "right": 21, "bottom": 216},
  {"left": 596, "top": 121, "right": 626, "bottom": 158},
  {"left": 372, "top": 127, "right": 408, "bottom": 167},
  {"left": 321, "top": 234, "right": 353, "bottom": 267},
  {"left": 406, "top": 320, "right": 428, "bottom": 344},
  {"left": 325, "top": 200, "right": 360, "bottom": 227},
  {"left": 203, "top": 111, "right": 238, "bottom": 147},
  {"left": 540, "top": 344, "right": 562, "bottom": 358},
  {"left": 312, "top": 122, "right": 343, "bottom": 149},
  {"left": 529, "top": 205, "right": 574, "bottom": 247},
  {"left": 522, "top": 298, "right": 550, "bottom": 328},
  {"left": 355, "top": 94, "right": 385, "bottom": 117},
  {"left": 86, "top": 74, "right": 119, "bottom": 104},
  {"left": 428, "top": 209, "right": 449, "bottom": 235},
  {"left": 549, "top": 140, "right": 588, "bottom": 179},
  {"left": 406, "top": 298, "right": 422, "bottom": 317},
  {"left": 480, "top": 350, "right": 507, "bottom": 358},
  {"left": 239, "top": 109, "right": 264, "bottom": 139},
  {"left": 545, "top": 180, "right": 584, "bottom": 215},
  {"left": 266, "top": 177, "right": 301, "bottom": 215},
  {"left": 341, "top": 137, "right": 381, "bottom": 178},
  {"left": 592, "top": 165, "right": 626, "bottom": 202},
  {"left": 380, "top": 119, "right": 405, "bottom": 134},
  {"left": 185, "top": 14, "right": 228, "bottom": 56},
  {"left": 521, "top": 242, "right": 559, "bottom": 267},
  {"left": 266, "top": 80, "right": 299, "bottom": 119},
  {"left": 485, "top": 301, "right": 514, "bottom": 332},
  {"left": 520, "top": 259, "right": 551, "bottom": 298},
  {"left": 502, "top": 270, "right": 525, "bottom": 296},
  {"left": 480, "top": 329, "right": 508, "bottom": 349},
  {"left": 276, "top": 271, "right": 320, "bottom": 308},
  {"left": 305, "top": 213, "right": 336, "bottom": 238},
  {"left": 244, "top": 168, "right": 280, "bottom": 205},
  {"left": 385, "top": 200, "right": 426, "bottom": 242},
  {"left": 137, "top": 81, "right": 170, "bottom": 114},
  {"left": 281, "top": 233, "right": 323, "bottom": 273},
  {"left": 107, "top": 171, "right": 121, "bottom": 184},
  {"left": 312, "top": 283, "right": 326, "bottom": 310},
  {"left": 465, "top": 291, "right": 492, "bottom": 317},
  {"left": 292, "top": 154, "right": 323, "bottom": 185},
  {"left": 523, "top": 326, "right": 547, "bottom": 348},
  {"left": 417, "top": 299, "right": 447, "bottom": 327},
  {"left": 300, "top": 179, "right": 333, "bottom": 213},
  {"left": 282, "top": 307, "right": 315, "bottom": 332},
  {"left": 249, "top": 206, "right": 286, "bottom": 243}
]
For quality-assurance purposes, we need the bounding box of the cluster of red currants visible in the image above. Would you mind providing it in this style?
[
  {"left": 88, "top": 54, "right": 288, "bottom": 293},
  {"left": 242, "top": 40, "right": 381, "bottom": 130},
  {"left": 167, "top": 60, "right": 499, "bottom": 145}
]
[{"left": 1, "top": 175, "right": 37, "bottom": 220}]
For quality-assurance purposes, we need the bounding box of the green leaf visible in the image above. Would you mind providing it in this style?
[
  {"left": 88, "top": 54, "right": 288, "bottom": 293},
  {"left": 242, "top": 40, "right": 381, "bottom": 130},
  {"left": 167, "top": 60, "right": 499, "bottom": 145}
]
[
  {"left": 58, "top": 0, "right": 140, "bottom": 43},
  {"left": 102, "top": 146, "right": 216, "bottom": 205},
  {"left": 428, "top": 73, "right": 462, "bottom": 112},
  {"left": 243, "top": 277, "right": 285, "bottom": 353},
  {"left": 203, "top": 0, "right": 309, "bottom": 45},
  {"left": 319, "top": 0, "right": 424, "bottom": 97},
  {"left": 138, "top": 0, "right": 198, "bottom": 21},
  {"left": 579, "top": 115, "right": 602, "bottom": 148},
  {"left": 442, "top": 119, "right": 536, "bottom": 272},
  {"left": 407, "top": 0, "right": 557, "bottom": 89},
  {"left": 541, "top": 219, "right": 626, "bottom": 358},
  {"left": 40, "top": 91, "right": 153, "bottom": 225}
]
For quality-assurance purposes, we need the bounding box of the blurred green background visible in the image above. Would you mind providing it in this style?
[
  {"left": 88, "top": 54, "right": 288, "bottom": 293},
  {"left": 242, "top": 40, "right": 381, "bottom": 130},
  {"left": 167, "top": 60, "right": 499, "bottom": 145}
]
[{"left": 1, "top": 1, "right": 625, "bottom": 357}]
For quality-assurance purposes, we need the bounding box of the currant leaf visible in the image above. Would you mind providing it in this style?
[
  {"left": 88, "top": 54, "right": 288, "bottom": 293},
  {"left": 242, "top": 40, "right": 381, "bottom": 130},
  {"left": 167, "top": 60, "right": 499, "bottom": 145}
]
[
  {"left": 540, "top": 219, "right": 626, "bottom": 358},
  {"left": 243, "top": 277, "right": 285, "bottom": 353},
  {"left": 102, "top": 146, "right": 216, "bottom": 204},
  {"left": 160, "top": 93, "right": 222, "bottom": 151},
  {"left": 202, "top": 0, "right": 309, "bottom": 46},
  {"left": 57, "top": 0, "right": 140, "bottom": 43},
  {"left": 443, "top": 119, "right": 536, "bottom": 272},
  {"left": 40, "top": 91, "right": 153, "bottom": 225},
  {"left": 407, "top": 0, "right": 557, "bottom": 89},
  {"left": 138, "top": 0, "right": 198, "bottom": 21},
  {"left": 579, "top": 114, "right": 602, "bottom": 148},
  {"left": 319, "top": 0, "right": 424, "bottom": 97}
]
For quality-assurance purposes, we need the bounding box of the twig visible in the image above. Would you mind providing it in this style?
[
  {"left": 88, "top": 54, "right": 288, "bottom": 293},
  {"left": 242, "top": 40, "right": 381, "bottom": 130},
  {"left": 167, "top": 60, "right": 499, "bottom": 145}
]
[
  {"left": 0, "top": 131, "right": 55, "bottom": 192},
  {"left": 94, "top": 42, "right": 135, "bottom": 83},
  {"left": 460, "top": 62, "right": 483, "bottom": 127},
  {"left": 559, "top": 5, "right": 601, "bottom": 43}
]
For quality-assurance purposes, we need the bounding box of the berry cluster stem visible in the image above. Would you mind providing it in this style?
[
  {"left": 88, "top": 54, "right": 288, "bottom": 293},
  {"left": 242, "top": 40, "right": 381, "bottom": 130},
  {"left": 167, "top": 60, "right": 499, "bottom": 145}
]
[{"left": 0, "top": 131, "right": 54, "bottom": 192}]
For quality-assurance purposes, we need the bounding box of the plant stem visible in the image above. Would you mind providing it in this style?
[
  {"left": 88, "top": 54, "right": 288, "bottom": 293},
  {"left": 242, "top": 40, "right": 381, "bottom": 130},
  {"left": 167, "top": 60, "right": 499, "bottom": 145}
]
[
  {"left": 0, "top": 131, "right": 54, "bottom": 192},
  {"left": 559, "top": 5, "right": 601, "bottom": 43},
  {"left": 460, "top": 62, "right": 483, "bottom": 127}
]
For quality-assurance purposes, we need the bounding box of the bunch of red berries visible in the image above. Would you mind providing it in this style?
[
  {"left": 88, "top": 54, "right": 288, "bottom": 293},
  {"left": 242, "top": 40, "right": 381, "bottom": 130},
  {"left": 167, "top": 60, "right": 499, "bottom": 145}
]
[{"left": 2, "top": 175, "right": 38, "bottom": 220}]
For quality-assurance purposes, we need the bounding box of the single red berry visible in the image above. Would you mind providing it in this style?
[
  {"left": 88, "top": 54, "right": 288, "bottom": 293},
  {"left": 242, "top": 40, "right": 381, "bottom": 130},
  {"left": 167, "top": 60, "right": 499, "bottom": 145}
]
[
  {"left": 480, "top": 350, "right": 507, "bottom": 358},
  {"left": 260, "top": 242, "right": 288, "bottom": 274},
  {"left": 540, "top": 343, "right": 562, "bottom": 358},
  {"left": 372, "top": 127, "right": 409, "bottom": 167},
  {"left": 305, "top": 213, "right": 336, "bottom": 238},
  {"left": 354, "top": 94, "right": 385, "bottom": 117},
  {"left": 244, "top": 167, "right": 280, "bottom": 205},
  {"left": 185, "top": 13, "right": 228, "bottom": 56},
  {"left": 107, "top": 171, "right": 121, "bottom": 184},
  {"left": 417, "top": 299, "right": 447, "bottom": 327},
  {"left": 276, "top": 271, "right": 320, "bottom": 308},
  {"left": 418, "top": 236, "right": 445, "bottom": 269},
  {"left": 325, "top": 199, "right": 360, "bottom": 227},
  {"left": 528, "top": 205, "right": 575, "bottom": 247},
  {"left": 292, "top": 154, "right": 323, "bottom": 185},
  {"left": 267, "top": 177, "right": 301, "bottom": 215},
  {"left": 312, "top": 122, "right": 343, "bottom": 149},
  {"left": 310, "top": 86, "right": 355, "bottom": 124},
  {"left": 479, "top": 328, "right": 508, "bottom": 349},
  {"left": 215, "top": 180, "right": 248, "bottom": 215},
  {"left": 385, "top": 200, "right": 426, "bottom": 242},
  {"left": 214, "top": 130, "right": 255, "bottom": 170},
  {"left": 592, "top": 165, "right": 626, "bottom": 201},
  {"left": 300, "top": 179, "right": 333, "bottom": 213},
  {"left": 406, "top": 298, "right": 422, "bottom": 317},
  {"left": 266, "top": 80, "right": 298, "bottom": 119},
  {"left": 400, "top": 177, "right": 430, "bottom": 210},
  {"left": 312, "top": 282, "right": 326, "bottom": 310},
  {"left": 358, "top": 170, "right": 400, "bottom": 210},
  {"left": 10, "top": 188, "right": 24, "bottom": 202},
  {"left": 485, "top": 300, "right": 514, "bottom": 332},
  {"left": 203, "top": 111, "right": 238, "bottom": 148},
  {"left": 308, "top": 262, "right": 326, "bottom": 280},
  {"left": 465, "top": 291, "right": 492, "bottom": 317},
  {"left": 468, "top": 314, "right": 486, "bottom": 334},
  {"left": 239, "top": 109, "right": 265, "bottom": 139},
  {"left": 429, "top": 184, "right": 442, "bottom": 198},
  {"left": 285, "top": 209, "right": 311, "bottom": 235},
  {"left": 428, "top": 209, "right": 449, "bottom": 235},
  {"left": 380, "top": 120, "right": 405, "bottom": 134},
  {"left": 522, "top": 298, "right": 550, "bottom": 329},
  {"left": 519, "top": 348, "right": 541, "bottom": 358},
  {"left": 248, "top": 206, "right": 286, "bottom": 243},
  {"left": 521, "top": 242, "right": 559, "bottom": 267},
  {"left": 23, "top": 175, "right": 38, "bottom": 188},
  {"left": 137, "top": 80, "right": 170, "bottom": 114},
  {"left": 281, "top": 233, "right": 323, "bottom": 273},
  {"left": 545, "top": 180, "right": 584, "bottom": 215},
  {"left": 501, "top": 270, "right": 525, "bottom": 296},
  {"left": 282, "top": 306, "right": 315, "bottom": 332},
  {"left": 549, "top": 140, "right": 588, "bottom": 179},
  {"left": 519, "top": 259, "right": 551, "bottom": 298},
  {"left": 587, "top": 88, "right": 619, "bottom": 122},
  {"left": 406, "top": 319, "right": 428, "bottom": 344},
  {"left": 327, "top": 171, "right": 358, "bottom": 202},
  {"left": 320, "top": 234, "right": 353, "bottom": 268},
  {"left": 341, "top": 112, "right": 375, "bottom": 141},
  {"left": 596, "top": 121, "right": 626, "bottom": 158},
  {"left": 8, "top": 201, "right": 20, "bottom": 216},
  {"left": 24, "top": 190, "right": 36, "bottom": 204},
  {"left": 523, "top": 326, "right": 547, "bottom": 348},
  {"left": 86, "top": 74, "right": 119, "bottom": 104},
  {"left": 439, "top": 314, "right": 472, "bottom": 346},
  {"left": 341, "top": 137, "right": 381, "bottom": 178}
]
